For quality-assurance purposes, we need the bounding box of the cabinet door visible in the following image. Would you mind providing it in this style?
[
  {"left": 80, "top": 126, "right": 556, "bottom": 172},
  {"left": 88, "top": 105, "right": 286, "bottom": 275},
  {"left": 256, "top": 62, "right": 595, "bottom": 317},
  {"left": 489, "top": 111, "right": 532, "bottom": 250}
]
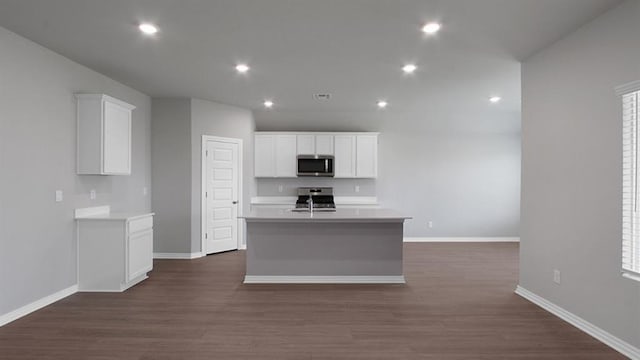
[
  {"left": 356, "top": 135, "right": 378, "bottom": 178},
  {"left": 315, "top": 135, "right": 334, "bottom": 155},
  {"left": 276, "top": 135, "right": 297, "bottom": 177},
  {"left": 103, "top": 101, "right": 131, "bottom": 174},
  {"left": 296, "top": 135, "right": 315, "bottom": 155},
  {"left": 127, "top": 229, "right": 153, "bottom": 282},
  {"left": 334, "top": 135, "right": 356, "bottom": 178},
  {"left": 254, "top": 135, "right": 276, "bottom": 177}
]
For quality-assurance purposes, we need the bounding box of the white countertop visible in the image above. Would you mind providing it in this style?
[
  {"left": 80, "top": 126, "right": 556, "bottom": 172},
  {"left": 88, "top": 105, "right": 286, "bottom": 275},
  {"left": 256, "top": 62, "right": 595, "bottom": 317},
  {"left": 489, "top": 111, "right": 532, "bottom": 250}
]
[
  {"left": 75, "top": 212, "right": 154, "bottom": 221},
  {"left": 240, "top": 208, "right": 411, "bottom": 222},
  {"left": 74, "top": 206, "right": 154, "bottom": 221}
]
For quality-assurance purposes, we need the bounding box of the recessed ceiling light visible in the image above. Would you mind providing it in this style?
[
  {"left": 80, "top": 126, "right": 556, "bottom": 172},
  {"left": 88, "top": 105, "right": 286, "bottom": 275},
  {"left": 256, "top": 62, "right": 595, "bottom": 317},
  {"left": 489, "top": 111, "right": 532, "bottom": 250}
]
[
  {"left": 377, "top": 100, "right": 388, "bottom": 109},
  {"left": 235, "top": 64, "right": 250, "bottom": 73},
  {"left": 402, "top": 64, "right": 417, "bottom": 74},
  {"left": 422, "top": 22, "right": 441, "bottom": 34},
  {"left": 264, "top": 100, "right": 274, "bottom": 108},
  {"left": 489, "top": 96, "right": 502, "bottom": 103},
  {"left": 139, "top": 23, "right": 158, "bottom": 35}
]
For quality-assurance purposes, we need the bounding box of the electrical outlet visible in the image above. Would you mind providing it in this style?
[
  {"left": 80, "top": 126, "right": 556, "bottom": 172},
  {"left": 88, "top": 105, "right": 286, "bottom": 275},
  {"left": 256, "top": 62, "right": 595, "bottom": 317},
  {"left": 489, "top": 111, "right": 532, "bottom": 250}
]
[
  {"left": 55, "top": 190, "right": 63, "bottom": 202},
  {"left": 428, "top": 221, "right": 434, "bottom": 228},
  {"left": 90, "top": 189, "right": 96, "bottom": 200},
  {"left": 355, "top": 185, "right": 360, "bottom": 193},
  {"left": 553, "top": 269, "right": 561, "bottom": 285}
]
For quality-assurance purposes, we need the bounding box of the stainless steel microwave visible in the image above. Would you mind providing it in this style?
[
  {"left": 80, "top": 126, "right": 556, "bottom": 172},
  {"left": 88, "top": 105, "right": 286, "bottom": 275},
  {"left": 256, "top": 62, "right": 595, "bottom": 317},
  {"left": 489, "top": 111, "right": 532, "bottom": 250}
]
[{"left": 297, "top": 155, "right": 334, "bottom": 177}]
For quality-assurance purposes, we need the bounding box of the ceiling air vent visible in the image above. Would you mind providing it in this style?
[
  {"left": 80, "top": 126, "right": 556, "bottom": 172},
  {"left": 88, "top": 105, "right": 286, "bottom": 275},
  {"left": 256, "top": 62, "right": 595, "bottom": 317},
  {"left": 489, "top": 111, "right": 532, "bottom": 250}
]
[{"left": 313, "top": 94, "right": 331, "bottom": 101}]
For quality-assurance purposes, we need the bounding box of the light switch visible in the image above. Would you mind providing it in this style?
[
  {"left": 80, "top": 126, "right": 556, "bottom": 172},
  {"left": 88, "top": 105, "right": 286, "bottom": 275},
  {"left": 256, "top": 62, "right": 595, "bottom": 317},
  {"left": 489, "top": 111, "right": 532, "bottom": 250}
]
[
  {"left": 278, "top": 185, "right": 283, "bottom": 193},
  {"left": 143, "top": 187, "right": 148, "bottom": 196},
  {"left": 55, "top": 190, "right": 63, "bottom": 202},
  {"left": 355, "top": 185, "right": 360, "bottom": 193},
  {"left": 90, "top": 189, "right": 96, "bottom": 200}
]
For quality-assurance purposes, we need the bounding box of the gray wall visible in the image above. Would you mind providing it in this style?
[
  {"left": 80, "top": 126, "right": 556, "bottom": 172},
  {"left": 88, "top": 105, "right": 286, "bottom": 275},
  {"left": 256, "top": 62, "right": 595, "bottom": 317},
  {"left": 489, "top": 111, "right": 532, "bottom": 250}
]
[
  {"left": 0, "top": 27, "right": 151, "bottom": 315},
  {"left": 151, "top": 98, "right": 256, "bottom": 253},
  {"left": 190, "top": 98, "right": 256, "bottom": 251},
  {"left": 151, "top": 98, "right": 192, "bottom": 253},
  {"left": 521, "top": 0, "right": 640, "bottom": 349},
  {"left": 256, "top": 108, "right": 521, "bottom": 238}
]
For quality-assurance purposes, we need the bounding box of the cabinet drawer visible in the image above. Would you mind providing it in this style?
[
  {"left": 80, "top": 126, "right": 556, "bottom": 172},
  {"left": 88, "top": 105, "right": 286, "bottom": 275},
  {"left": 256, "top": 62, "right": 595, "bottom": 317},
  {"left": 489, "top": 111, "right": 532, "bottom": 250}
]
[{"left": 129, "top": 216, "right": 153, "bottom": 234}]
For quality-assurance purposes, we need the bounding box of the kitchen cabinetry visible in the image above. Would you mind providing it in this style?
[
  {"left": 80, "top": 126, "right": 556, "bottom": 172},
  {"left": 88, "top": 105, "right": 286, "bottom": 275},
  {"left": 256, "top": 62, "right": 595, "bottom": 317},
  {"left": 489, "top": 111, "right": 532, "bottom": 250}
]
[
  {"left": 255, "top": 132, "right": 378, "bottom": 178},
  {"left": 356, "top": 135, "right": 378, "bottom": 178},
  {"left": 254, "top": 134, "right": 276, "bottom": 177},
  {"left": 254, "top": 134, "right": 297, "bottom": 178},
  {"left": 297, "top": 134, "right": 334, "bottom": 155},
  {"left": 275, "top": 135, "right": 297, "bottom": 177},
  {"left": 76, "top": 206, "right": 154, "bottom": 292},
  {"left": 76, "top": 94, "right": 135, "bottom": 175},
  {"left": 334, "top": 135, "right": 356, "bottom": 178}
]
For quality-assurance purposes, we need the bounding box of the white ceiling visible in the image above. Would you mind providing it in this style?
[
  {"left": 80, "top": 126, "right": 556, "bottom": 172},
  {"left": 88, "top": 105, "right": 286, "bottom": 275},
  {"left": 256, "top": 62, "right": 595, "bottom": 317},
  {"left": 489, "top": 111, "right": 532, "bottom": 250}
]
[{"left": 0, "top": 0, "right": 622, "bottom": 116}]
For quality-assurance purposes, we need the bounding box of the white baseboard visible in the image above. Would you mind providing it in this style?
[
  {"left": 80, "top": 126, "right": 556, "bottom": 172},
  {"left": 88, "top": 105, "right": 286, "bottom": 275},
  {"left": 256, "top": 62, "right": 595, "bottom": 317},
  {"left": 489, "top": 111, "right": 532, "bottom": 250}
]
[
  {"left": 153, "top": 252, "right": 203, "bottom": 259},
  {"left": 0, "top": 285, "right": 78, "bottom": 327},
  {"left": 515, "top": 285, "right": 640, "bottom": 360},
  {"left": 404, "top": 237, "right": 520, "bottom": 242},
  {"left": 243, "top": 275, "right": 406, "bottom": 284}
]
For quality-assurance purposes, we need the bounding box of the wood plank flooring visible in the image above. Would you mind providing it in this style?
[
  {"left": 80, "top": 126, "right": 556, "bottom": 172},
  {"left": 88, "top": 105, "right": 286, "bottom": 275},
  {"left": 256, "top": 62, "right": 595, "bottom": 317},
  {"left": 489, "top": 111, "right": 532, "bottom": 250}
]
[{"left": 0, "top": 243, "right": 625, "bottom": 359}]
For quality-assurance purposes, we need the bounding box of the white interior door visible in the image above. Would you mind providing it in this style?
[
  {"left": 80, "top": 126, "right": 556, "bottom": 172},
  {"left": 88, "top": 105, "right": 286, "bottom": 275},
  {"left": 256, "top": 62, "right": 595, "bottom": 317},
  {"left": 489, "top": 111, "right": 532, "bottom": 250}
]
[{"left": 205, "top": 140, "right": 240, "bottom": 254}]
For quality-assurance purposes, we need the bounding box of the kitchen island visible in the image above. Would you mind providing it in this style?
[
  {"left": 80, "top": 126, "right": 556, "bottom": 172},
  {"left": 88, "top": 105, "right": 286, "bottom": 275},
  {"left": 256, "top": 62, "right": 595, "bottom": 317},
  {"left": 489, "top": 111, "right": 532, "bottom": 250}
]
[{"left": 240, "top": 208, "right": 411, "bottom": 284}]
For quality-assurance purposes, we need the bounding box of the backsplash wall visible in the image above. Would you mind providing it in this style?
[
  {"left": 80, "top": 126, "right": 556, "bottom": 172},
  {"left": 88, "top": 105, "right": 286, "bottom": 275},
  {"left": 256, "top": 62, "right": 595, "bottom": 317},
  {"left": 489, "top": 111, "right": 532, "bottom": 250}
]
[{"left": 256, "top": 178, "right": 376, "bottom": 197}]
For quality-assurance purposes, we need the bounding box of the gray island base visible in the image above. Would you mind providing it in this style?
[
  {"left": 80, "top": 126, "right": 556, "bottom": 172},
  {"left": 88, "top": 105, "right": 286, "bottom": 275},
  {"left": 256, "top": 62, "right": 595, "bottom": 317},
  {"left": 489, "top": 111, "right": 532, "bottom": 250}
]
[{"left": 240, "top": 208, "right": 411, "bottom": 284}]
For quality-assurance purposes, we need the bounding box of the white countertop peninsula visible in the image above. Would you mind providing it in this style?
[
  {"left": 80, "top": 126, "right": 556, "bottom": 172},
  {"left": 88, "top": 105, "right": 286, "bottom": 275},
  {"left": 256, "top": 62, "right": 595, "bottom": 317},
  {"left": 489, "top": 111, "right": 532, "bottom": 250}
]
[
  {"left": 240, "top": 208, "right": 411, "bottom": 284},
  {"left": 241, "top": 208, "right": 409, "bottom": 223}
]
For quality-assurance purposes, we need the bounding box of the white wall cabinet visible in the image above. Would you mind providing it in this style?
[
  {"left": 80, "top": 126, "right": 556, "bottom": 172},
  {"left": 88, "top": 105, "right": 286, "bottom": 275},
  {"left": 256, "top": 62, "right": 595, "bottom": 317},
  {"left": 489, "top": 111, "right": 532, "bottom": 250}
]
[
  {"left": 76, "top": 94, "right": 135, "bottom": 175},
  {"left": 296, "top": 134, "right": 334, "bottom": 155},
  {"left": 254, "top": 134, "right": 297, "bottom": 178},
  {"left": 296, "top": 135, "right": 315, "bottom": 155},
  {"left": 76, "top": 207, "right": 154, "bottom": 292},
  {"left": 334, "top": 135, "right": 356, "bottom": 178},
  {"left": 254, "top": 134, "right": 276, "bottom": 177},
  {"left": 275, "top": 135, "right": 297, "bottom": 177},
  {"left": 356, "top": 135, "right": 378, "bottom": 178},
  {"left": 315, "top": 135, "right": 334, "bottom": 155},
  {"left": 255, "top": 132, "right": 378, "bottom": 178}
]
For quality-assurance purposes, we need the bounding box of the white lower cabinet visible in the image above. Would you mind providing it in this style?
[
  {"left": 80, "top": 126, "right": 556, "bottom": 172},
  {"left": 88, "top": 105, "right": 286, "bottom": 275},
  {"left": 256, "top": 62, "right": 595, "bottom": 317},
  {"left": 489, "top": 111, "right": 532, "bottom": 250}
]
[{"left": 76, "top": 209, "right": 154, "bottom": 292}]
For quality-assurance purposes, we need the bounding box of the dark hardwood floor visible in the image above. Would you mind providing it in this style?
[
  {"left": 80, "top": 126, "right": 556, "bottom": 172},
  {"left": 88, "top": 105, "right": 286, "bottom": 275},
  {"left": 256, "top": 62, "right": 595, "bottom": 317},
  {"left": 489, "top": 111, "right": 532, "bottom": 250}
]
[{"left": 0, "top": 243, "right": 625, "bottom": 359}]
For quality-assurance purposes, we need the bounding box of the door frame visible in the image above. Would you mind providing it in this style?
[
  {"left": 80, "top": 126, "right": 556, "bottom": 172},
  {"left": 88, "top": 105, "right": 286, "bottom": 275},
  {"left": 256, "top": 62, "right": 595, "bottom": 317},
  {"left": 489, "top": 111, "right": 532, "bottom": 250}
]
[{"left": 201, "top": 135, "right": 244, "bottom": 255}]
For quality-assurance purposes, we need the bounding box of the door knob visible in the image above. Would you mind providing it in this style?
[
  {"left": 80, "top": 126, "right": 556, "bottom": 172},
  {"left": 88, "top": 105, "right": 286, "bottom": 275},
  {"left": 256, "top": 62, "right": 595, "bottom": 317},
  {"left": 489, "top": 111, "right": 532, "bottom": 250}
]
[{"left": 232, "top": 201, "right": 238, "bottom": 204}]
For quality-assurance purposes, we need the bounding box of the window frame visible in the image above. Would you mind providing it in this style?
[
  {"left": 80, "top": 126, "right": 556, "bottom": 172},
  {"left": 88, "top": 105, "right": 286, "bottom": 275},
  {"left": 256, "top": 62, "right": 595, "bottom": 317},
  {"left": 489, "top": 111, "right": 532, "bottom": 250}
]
[{"left": 617, "top": 80, "right": 640, "bottom": 282}]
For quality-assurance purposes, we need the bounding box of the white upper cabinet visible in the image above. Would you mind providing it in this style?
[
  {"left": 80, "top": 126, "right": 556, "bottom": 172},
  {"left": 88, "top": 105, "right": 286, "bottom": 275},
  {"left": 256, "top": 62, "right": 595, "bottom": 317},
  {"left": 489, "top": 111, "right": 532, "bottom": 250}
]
[
  {"left": 296, "top": 135, "right": 315, "bottom": 155},
  {"left": 296, "top": 134, "right": 334, "bottom": 155},
  {"left": 315, "top": 135, "right": 334, "bottom": 155},
  {"left": 254, "top": 134, "right": 297, "bottom": 178},
  {"left": 76, "top": 94, "right": 135, "bottom": 175},
  {"left": 275, "top": 135, "right": 297, "bottom": 177},
  {"left": 334, "top": 135, "right": 356, "bottom": 178},
  {"left": 255, "top": 132, "right": 377, "bottom": 178},
  {"left": 356, "top": 135, "right": 378, "bottom": 178},
  {"left": 254, "top": 134, "right": 276, "bottom": 177}
]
